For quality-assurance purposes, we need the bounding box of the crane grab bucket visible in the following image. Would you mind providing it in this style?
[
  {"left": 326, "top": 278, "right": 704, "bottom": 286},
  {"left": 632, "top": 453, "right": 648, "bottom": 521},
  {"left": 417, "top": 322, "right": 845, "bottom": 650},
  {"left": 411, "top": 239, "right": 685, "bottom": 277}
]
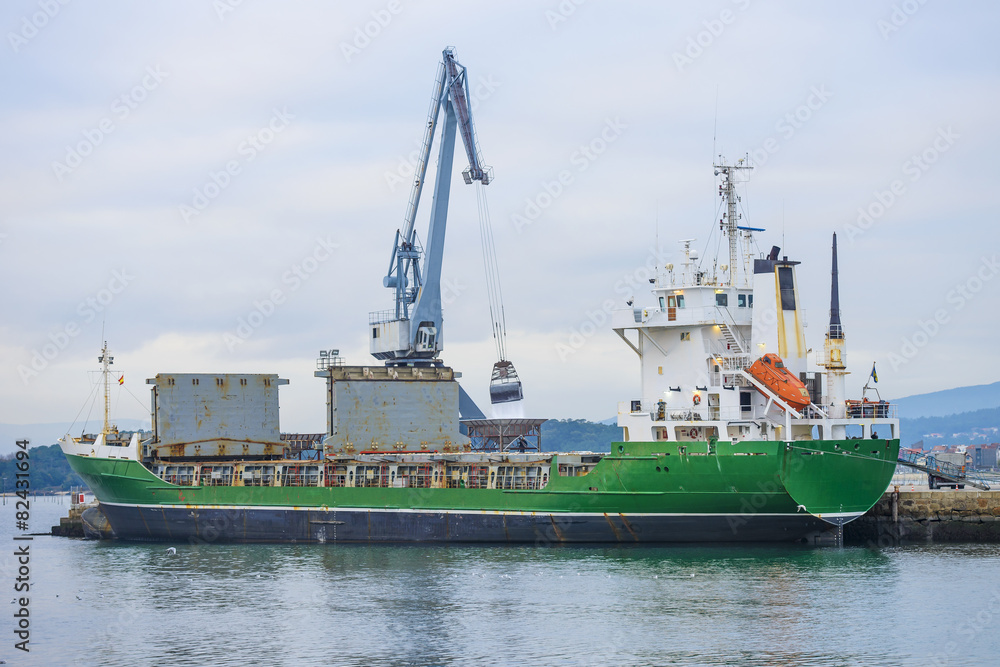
[{"left": 489, "top": 360, "right": 524, "bottom": 404}]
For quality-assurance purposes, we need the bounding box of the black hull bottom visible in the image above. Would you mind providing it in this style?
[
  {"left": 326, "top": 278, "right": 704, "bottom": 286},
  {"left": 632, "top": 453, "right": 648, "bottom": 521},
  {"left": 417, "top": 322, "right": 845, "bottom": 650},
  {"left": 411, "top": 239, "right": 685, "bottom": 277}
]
[{"left": 98, "top": 504, "right": 837, "bottom": 545}]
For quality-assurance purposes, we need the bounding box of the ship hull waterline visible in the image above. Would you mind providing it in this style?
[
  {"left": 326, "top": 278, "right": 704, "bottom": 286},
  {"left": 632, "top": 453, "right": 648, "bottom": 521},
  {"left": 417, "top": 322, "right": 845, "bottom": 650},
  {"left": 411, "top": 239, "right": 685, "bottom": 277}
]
[
  {"left": 97, "top": 502, "right": 838, "bottom": 544},
  {"left": 64, "top": 437, "right": 899, "bottom": 544}
]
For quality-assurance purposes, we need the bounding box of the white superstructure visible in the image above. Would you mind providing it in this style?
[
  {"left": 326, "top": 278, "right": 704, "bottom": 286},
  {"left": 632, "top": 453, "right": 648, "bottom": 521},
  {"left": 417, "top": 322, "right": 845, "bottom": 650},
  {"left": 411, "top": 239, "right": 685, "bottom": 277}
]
[{"left": 612, "top": 159, "right": 897, "bottom": 445}]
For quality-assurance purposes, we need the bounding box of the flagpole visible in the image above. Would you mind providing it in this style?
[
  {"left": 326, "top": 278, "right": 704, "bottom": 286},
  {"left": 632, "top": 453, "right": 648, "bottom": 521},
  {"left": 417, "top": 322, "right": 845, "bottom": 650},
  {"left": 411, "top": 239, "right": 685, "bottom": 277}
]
[{"left": 863, "top": 362, "right": 879, "bottom": 401}]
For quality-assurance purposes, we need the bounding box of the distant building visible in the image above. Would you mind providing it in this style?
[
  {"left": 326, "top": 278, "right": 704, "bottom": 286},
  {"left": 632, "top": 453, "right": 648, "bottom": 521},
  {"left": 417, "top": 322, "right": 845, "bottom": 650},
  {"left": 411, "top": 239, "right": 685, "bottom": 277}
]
[{"left": 970, "top": 443, "right": 998, "bottom": 470}]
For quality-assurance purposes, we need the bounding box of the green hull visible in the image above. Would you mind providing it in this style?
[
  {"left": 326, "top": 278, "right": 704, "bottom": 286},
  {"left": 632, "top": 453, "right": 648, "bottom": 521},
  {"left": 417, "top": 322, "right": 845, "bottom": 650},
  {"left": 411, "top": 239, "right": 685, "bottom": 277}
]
[{"left": 64, "top": 437, "right": 899, "bottom": 543}]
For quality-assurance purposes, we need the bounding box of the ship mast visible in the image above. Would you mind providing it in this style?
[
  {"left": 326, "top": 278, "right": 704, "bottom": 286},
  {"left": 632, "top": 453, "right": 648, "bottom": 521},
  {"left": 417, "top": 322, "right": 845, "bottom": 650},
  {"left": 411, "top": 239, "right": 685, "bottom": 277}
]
[
  {"left": 98, "top": 341, "right": 114, "bottom": 434},
  {"left": 714, "top": 157, "right": 752, "bottom": 287},
  {"left": 829, "top": 232, "right": 843, "bottom": 339},
  {"left": 819, "top": 233, "right": 848, "bottom": 417}
]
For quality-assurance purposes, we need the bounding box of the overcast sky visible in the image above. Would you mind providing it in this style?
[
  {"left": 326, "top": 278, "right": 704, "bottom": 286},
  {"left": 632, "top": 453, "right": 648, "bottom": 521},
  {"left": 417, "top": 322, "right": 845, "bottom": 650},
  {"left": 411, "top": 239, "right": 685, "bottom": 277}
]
[{"left": 2, "top": 1, "right": 998, "bottom": 438}]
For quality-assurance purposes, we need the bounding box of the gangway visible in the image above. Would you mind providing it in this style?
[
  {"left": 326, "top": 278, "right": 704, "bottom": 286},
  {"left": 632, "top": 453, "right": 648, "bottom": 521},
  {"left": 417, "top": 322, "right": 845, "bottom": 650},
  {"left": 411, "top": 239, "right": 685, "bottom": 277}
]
[{"left": 896, "top": 449, "right": 991, "bottom": 491}]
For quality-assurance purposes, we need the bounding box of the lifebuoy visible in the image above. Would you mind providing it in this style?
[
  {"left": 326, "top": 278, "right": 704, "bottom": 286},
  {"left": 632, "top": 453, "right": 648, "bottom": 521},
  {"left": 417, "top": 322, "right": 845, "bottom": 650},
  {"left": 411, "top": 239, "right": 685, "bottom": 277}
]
[
  {"left": 693, "top": 394, "right": 702, "bottom": 405},
  {"left": 689, "top": 427, "right": 700, "bottom": 439}
]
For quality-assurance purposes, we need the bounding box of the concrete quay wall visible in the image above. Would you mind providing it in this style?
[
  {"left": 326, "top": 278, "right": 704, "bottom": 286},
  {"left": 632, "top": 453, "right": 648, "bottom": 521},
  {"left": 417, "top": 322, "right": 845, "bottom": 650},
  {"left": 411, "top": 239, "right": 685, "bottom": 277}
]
[{"left": 845, "top": 489, "right": 1000, "bottom": 544}]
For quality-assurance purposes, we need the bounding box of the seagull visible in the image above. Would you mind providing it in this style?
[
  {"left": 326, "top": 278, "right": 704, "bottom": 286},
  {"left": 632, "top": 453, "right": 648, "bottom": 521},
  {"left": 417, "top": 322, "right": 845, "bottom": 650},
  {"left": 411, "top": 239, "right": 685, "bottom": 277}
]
[{"left": 166, "top": 547, "right": 176, "bottom": 555}]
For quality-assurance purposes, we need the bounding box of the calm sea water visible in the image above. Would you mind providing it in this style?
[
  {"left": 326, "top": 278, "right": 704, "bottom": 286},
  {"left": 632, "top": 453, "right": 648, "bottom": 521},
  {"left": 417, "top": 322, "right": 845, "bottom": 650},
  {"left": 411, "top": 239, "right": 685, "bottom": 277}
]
[{"left": 2, "top": 497, "right": 999, "bottom": 667}]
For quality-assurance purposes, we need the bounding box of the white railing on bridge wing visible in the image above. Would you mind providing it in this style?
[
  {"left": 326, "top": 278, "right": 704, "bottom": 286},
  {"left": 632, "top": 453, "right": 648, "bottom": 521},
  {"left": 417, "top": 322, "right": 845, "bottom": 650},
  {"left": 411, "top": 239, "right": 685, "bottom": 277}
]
[
  {"left": 620, "top": 398, "right": 858, "bottom": 423},
  {"left": 619, "top": 400, "right": 754, "bottom": 422},
  {"left": 845, "top": 400, "right": 896, "bottom": 419},
  {"left": 633, "top": 305, "right": 752, "bottom": 326}
]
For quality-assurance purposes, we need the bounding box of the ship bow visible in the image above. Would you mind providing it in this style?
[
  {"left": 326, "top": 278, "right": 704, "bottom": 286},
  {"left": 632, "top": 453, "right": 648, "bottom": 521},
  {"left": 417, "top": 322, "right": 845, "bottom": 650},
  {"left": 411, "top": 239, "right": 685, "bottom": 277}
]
[{"left": 780, "top": 439, "right": 900, "bottom": 525}]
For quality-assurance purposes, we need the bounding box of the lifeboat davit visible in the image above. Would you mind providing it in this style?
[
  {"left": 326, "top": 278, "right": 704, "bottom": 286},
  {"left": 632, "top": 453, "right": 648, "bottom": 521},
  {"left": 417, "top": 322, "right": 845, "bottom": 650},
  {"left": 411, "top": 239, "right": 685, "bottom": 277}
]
[{"left": 747, "top": 353, "right": 811, "bottom": 410}]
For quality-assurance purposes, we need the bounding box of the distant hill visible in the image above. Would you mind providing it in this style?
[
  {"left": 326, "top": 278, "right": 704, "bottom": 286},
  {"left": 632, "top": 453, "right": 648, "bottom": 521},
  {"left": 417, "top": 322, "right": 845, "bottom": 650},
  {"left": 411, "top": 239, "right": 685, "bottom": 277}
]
[
  {"left": 541, "top": 419, "right": 620, "bottom": 452},
  {"left": 892, "top": 381, "right": 1000, "bottom": 419},
  {"left": 898, "top": 406, "right": 1000, "bottom": 448},
  {"left": 0, "top": 444, "right": 85, "bottom": 492}
]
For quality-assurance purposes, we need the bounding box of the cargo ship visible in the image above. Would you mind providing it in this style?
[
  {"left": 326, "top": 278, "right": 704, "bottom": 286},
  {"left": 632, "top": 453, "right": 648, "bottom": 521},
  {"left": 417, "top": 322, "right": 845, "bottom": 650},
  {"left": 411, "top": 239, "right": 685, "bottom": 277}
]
[{"left": 59, "top": 49, "right": 899, "bottom": 544}]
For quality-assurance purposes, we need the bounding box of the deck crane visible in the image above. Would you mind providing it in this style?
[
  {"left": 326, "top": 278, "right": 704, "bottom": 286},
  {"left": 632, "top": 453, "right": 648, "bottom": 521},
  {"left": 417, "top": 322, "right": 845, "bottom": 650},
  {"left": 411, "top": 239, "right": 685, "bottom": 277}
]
[
  {"left": 370, "top": 48, "right": 524, "bottom": 406},
  {"left": 370, "top": 47, "right": 492, "bottom": 366}
]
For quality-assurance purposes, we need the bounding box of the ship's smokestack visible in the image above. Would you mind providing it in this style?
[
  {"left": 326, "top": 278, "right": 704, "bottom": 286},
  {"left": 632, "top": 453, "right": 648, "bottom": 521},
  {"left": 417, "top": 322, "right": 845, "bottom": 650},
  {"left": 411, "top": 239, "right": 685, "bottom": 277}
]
[{"left": 829, "top": 233, "right": 843, "bottom": 339}]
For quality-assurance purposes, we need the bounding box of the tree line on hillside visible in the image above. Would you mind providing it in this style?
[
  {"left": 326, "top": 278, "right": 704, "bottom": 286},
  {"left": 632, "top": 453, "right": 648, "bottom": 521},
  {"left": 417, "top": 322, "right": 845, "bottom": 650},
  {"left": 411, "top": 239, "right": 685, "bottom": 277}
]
[
  {"left": 0, "top": 444, "right": 86, "bottom": 493},
  {"left": 899, "top": 406, "right": 1000, "bottom": 447},
  {"left": 540, "top": 419, "right": 621, "bottom": 452}
]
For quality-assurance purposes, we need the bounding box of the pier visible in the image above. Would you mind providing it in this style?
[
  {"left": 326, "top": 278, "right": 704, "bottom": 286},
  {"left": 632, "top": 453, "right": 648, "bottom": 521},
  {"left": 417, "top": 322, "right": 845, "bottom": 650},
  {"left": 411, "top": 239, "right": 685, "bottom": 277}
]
[
  {"left": 49, "top": 491, "right": 93, "bottom": 538},
  {"left": 845, "top": 486, "right": 1000, "bottom": 544}
]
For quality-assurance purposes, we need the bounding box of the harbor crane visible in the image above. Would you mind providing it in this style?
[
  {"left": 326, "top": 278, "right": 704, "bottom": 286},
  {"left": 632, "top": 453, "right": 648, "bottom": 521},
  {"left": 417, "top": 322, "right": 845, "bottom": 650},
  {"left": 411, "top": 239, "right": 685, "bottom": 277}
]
[{"left": 369, "top": 48, "right": 523, "bottom": 405}]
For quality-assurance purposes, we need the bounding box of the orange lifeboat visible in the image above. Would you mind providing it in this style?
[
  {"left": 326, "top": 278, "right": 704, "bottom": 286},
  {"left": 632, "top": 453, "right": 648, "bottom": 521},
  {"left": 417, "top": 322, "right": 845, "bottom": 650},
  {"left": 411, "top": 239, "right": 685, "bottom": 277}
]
[{"left": 747, "top": 353, "right": 811, "bottom": 410}]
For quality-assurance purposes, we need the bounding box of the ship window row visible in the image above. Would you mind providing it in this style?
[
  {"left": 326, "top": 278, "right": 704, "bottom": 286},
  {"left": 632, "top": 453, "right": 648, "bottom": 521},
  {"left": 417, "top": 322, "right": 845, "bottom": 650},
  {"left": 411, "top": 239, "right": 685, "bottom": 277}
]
[
  {"left": 716, "top": 293, "right": 754, "bottom": 307},
  {"left": 150, "top": 462, "right": 551, "bottom": 490},
  {"left": 658, "top": 293, "right": 753, "bottom": 310}
]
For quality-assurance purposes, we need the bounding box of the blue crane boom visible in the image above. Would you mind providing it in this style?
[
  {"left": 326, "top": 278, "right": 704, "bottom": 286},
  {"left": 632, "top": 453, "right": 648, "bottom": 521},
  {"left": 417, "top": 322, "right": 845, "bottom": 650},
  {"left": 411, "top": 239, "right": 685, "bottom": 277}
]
[{"left": 371, "top": 48, "right": 490, "bottom": 366}]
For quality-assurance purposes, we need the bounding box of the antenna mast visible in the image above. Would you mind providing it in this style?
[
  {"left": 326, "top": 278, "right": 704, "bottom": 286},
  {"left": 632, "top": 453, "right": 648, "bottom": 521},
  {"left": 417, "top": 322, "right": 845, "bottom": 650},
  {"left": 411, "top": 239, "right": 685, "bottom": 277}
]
[
  {"left": 713, "top": 156, "right": 752, "bottom": 287},
  {"left": 97, "top": 341, "right": 114, "bottom": 434}
]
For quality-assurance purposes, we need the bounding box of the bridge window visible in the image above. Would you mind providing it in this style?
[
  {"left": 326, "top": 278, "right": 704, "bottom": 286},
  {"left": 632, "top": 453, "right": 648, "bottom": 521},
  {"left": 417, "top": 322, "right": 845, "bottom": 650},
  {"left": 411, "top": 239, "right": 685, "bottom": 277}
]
[
  {"left": 738, "top": 294, "right": 746, "bottom": 307},
  {"left": 716, "top": 293, "right": 728, "bottom": 307}
]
